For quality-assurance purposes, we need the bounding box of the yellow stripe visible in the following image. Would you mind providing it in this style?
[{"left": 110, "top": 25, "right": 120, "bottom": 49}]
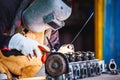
[{"left": 95, "top": 0, "right": 104, "bottom": 60}]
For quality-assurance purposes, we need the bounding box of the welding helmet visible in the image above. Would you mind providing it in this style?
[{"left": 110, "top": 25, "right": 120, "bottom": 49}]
[{"left": 22, "top": 0, "right": 72, "bottom": 32}]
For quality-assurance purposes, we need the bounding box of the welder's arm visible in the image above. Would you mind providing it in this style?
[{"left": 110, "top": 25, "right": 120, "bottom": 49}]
[
  {"left": 0, "top": 34, "right": 11, "bottom": 50},
  {"left": 49, "top": 30, "right": 60, "bottom": 50},
  {"left": 8, "top": 33, "right": 50, "bottom": 58}
]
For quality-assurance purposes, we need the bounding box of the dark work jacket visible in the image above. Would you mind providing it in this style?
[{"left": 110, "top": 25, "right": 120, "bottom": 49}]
[{"left": 0, "top": 0, "right": 60, "bottom": 56}]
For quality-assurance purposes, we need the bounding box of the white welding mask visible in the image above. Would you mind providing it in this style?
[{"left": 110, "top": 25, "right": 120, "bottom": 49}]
[{"left": 22, "top": 0, "right": 72, "bottom": 32}]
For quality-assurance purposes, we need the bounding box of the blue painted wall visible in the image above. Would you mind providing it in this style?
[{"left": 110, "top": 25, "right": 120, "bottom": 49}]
[{"left": 103, "top": 0, "right": 120, "bottom": 66}]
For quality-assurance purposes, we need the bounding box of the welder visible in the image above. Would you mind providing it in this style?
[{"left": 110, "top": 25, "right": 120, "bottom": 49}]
[{"left": 0, "top": 0, "right": 71, "bottom": 79}]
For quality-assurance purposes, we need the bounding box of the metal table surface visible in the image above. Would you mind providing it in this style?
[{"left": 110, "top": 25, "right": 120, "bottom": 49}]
[
  {"left": 35, "top": 65, "right": 120, "bottom": 80},
  {"left": 78, "top": 74, "right": 120, "bottom": 80}
]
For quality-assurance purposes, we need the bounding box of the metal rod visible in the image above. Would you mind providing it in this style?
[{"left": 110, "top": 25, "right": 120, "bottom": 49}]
[
  {"left": 46, "top": 37, "right": 55, "bottom": 52},
  {"left": 71, "top": 12, "right": 94, "bottom": 44}
]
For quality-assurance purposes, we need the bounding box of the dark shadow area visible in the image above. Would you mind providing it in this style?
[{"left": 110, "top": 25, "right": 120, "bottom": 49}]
[{"left": 59, "top": 0, "right": 94, "bottom": 51}]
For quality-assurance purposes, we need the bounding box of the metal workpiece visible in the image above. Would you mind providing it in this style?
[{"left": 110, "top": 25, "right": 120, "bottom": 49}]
[
  {"left": 108, "top": 59, "right": 118, "bottom": 74},
  {"left": 69, "top": 53, "right": 76, "bottom": 62},
  {"left": 73, "top": 64, "right": 81, "bottom": 79},
  {"left": 67, "top": 65, "right": 74, "bottom": 80},
  {"left": 75, "top": 51, "right": 83, "bottom": 61},
  {"left": 95, "top": 63, "right": 101, "bottom": 75},
  {"left": 45, "top": 51, "right": 105, "bottom": 80},
  {"left": 45, "top": 52, "right": 69, "bottom": 77},
  {"left": 87, "top": 51, "right": 95, "bottom": 60},
  {"left": 86, "top": 61, "right": 92, "bottom": 77},
  {"left": 98, "top": 60, "right": 106, "bottom": 72},
  {"left": 64, "top": 51, "right": 96, "bottom": 62},
  {"left": 82, "top": 51, "right": 89, "bottom": 61},
  {"left": 81, "top": 63, "right": 88, "bottom": 78}
]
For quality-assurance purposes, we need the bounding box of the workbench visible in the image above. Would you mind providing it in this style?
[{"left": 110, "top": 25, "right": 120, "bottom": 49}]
[
  {"left": 19, "top": 74, "right": 120, "bottom": 80},
  {"left": 79, "top": 74, "right": 120, "bottom": 80},
  {"left": 20, "top": 65, "right": 120, "bottom": 80}
]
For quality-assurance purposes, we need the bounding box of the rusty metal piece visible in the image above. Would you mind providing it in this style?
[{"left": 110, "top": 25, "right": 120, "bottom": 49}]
[
  {"left": 45, "top": 52, "right": 68, "bottom": 77},
  {"left": 108, "top": 59, "right": 118, "bottom": 74},
  {"left": 75, "top": 51, "right": 83, "bottom": 61},
  {"left": 82, "top": 51, "right": 89, "bottom": 61},
  {"left": 87, "top": 51, "right": 95, "bottom": 60}
]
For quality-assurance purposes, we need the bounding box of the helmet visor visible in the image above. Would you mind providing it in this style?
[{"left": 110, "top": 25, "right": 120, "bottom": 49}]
[{"left": 62, "top": 0, "right": 72, "bottom": 7}]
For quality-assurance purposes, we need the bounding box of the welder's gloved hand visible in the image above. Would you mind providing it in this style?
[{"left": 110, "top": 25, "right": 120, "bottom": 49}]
[
  {"left": 58, "top": 44, "right": 75, "bottom": 54},
  {"left": 8, "top": 33, "right": 50, "bottom": 59}
]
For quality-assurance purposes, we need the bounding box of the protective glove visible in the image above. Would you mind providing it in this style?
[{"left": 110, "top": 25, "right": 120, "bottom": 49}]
[
  {"left": 57, "top": 44, "right": 74, "bottom": 54},
  {"left": 0, "top": 73, "right": 8, "bottom": 80},
  {"left": 8, "top": 33, "right": 50, "bottom": 59}
]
